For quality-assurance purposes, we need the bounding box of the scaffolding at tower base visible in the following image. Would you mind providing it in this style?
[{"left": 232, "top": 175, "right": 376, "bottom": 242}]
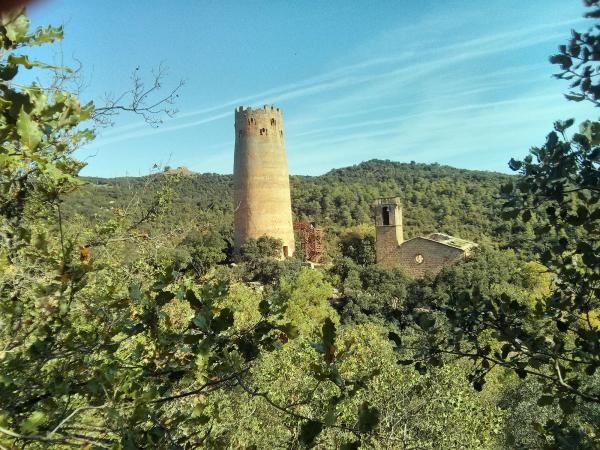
[{"left": 293, "top": 221, "right": 325, "bottom": 262}]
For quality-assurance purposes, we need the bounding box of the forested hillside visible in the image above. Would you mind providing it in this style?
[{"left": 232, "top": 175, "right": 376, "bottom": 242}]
[
  {"left": 291, "top": 160, "right": 512, "bottom": 243},
  {"left": 64, "top": 159, "right": 519, "bottom": 249}
]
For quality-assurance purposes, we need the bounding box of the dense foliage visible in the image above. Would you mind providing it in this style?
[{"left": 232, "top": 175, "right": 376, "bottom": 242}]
[{"left": 63, "top": 160, "right": 519, "bottom": 253}]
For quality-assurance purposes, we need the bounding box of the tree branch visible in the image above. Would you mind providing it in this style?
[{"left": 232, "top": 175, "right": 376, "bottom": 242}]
[{"left": 92, "top": 62, "right": 184, "bottom": 127}]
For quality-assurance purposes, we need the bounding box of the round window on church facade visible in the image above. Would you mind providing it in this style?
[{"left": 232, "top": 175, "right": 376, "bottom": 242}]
[{"left": 415, "top": 254, "right": 424, "bottom": 264}]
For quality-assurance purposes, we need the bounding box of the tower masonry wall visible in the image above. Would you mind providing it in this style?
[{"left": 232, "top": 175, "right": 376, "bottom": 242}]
[
  {"left": 233, "top": 105, "right": 295, "bottom": 257},
  {"left": 375, "top": 226, "right": 403, "bottom": 267},
  {"left": 372, "top": 197, "right": 403, "bottom": 265}
]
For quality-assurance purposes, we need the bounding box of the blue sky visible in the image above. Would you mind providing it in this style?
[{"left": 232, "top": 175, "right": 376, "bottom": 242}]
[{"left": 27, "top": 0, "right": 599, "bottom": 177}]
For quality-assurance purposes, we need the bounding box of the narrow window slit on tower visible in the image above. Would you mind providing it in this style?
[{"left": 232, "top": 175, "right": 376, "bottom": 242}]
[
  {"left": 283, "top": 246, "right": 289, "bottom": 257},
  {"left": 382, "top": 206, "right": 390, "bottom": 225}
]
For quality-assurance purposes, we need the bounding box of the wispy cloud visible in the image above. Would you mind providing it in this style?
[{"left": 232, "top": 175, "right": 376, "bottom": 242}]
[
  {"left": 86, "top": 111, "right": 231, "bottom": 149},
  {"left": 90, "top": 16, "right": 582, "bottom": 145},
  {"left": 81, "top": 7, "right": 595, "bottom": 177}
]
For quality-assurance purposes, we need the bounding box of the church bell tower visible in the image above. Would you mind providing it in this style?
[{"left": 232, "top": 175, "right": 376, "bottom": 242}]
[{"left": 372, "top": 197, "right": 403, "bottom": 266}]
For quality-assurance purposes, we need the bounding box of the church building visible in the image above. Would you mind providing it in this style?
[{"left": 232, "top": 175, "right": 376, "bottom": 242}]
[{"left": 372, "top": 197, "right": 476, "bottom": 278}]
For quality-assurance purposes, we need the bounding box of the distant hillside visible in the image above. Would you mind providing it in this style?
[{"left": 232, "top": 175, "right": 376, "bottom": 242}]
[
  {"left": 163, "top": 166, "right": 197, "bottom": 176},
  {"left": 290, "top": 160, "right": 513, "bottom": 244},
  {"left": 64, "top": 159, "right": 523, "bottom": 250}
]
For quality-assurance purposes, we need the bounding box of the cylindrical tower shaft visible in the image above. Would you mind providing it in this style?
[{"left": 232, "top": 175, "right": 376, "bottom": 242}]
[{"left": 233, "top": 105, "right": 295, "bottom": 257}]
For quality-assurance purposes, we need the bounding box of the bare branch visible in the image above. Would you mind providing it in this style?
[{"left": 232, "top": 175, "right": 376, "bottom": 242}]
[{"left": 92, "top": 62, "right": 185, "bottom": 127}]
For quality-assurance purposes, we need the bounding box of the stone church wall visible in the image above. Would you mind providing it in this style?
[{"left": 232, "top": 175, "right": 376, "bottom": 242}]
[{"left": 396, "top": 237, "right": 465, "bottom": 278}]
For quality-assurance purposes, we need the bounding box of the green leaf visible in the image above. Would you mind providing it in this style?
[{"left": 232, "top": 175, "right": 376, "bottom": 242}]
[
  {"left": 357, "top": 402, "right": 379, "bottom": 433},
  {"left": 129, "top": 283, "right": 142, "bottom": 302},
  {"left": 124, "top": 323, "right": 145, "bottom": 336},
  {"left": 322, "top": 318, "right": 336, "bottom": 348},
  {"left": 123, "top": 433, "right": 138, "bottom": 450},
  {"left": 211, "top": 308, "right": 234, "bottom": 333},
  {"left": 185, "top": 289, "right": 203, "bottom": 311},
  {"left": 388, "top": 331, "right": 401, "bottom": 348},
  {"left": 26, "top": 25, "right": 64, "bottom": 46},
  {"left": 16, "top": 107, "right": 42, "bottom": 150},
  {"left": 430, "top": 356, "right": 443, "bottom": 367},
  {"left": 4, "top": 13, "right": 29, "bottom": 42},
  {"left": 558, "top": 396, "right": 576, "bottom": 414},
  {"left": 323, "top": 398, "right": 339, "bottom": 426},
  {"left": 554, "top": 119, "right": 574, "bottom": 134},
  {"left": 259, "top": 299, "right": 270, "bottom": 316},
  {"left": 155, "top": 290, "right": 175, "bottom": 306},
  {"left": 508, "top": 158, "right": 523, "bottom": 171},
  {"left": 20, "top": 411, "right": 47, "bottom": 434},
  {"left": 196, "top": 414, "right": 210, "bottom": 425},
  {"left": 547, "top": 131, "right": 559, "bottom": 147},
  {"left": 192, "top": 313, "right": 209, "bottom": 330},
  {"left": 322, "top": 318, "right": 337, "bottom": 364},
  {"left": 569, "top": 43, "right": 581, "bottom": 57},
  {"left": 236, "top": 337, "right": 259, "bottom": 360},
  {"left": 299, "top": 420, "right": 322, "bottom": 448},
  {"left": 532, "top": 422, "right": 545, "bottom": 434},
  {"left": 415, "top": 312, "right": 435, "bottom": 330},
  {"left": 279, "top": 323, "right": 299, "bottom": 339},
  {"left": 549, "top": 53, "right": 573, "bottom": 69},
  {"left": 556, "top": 320, "right": 569, "bottom": 332},
  {"left": 415, "top": 361, "right": 427, "bottom": 374},
  {"left": 501, "top": 208, "right": 520, "bottom": 220},
  {"left": 565, "top": 93, "right": 585, "bottom": 102},
  {"left": 515, "top": 368, "right": 527, "bottom": 379},
  {"left": 0, "top": 63, "right": 18, "bottom": 81}
]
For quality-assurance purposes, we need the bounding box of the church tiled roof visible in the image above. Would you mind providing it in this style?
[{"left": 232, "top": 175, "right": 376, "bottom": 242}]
[{"left": 421, "top": 233, "right": 477, "bottom": 251}]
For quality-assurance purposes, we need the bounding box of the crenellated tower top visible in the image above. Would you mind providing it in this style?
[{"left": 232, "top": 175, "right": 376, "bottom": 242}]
[{"left": 234, "top": 105, "right": 284, "bottom": 140}]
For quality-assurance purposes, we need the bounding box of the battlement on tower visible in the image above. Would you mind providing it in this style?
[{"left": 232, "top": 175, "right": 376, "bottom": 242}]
[
  {"left": 235, "top": 105, "right": 281, "bottom": 114},
  {"left": 235, "top": 105, "right": 284, "bottom": 139}
]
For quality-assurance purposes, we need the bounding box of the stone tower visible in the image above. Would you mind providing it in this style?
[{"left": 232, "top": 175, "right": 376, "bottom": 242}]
[
  {"left": 372, "top": 197, "right": 403, "bottom": 266},
  {"left": 233, "top": 105, "right": 295, "bottom": 257}
]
